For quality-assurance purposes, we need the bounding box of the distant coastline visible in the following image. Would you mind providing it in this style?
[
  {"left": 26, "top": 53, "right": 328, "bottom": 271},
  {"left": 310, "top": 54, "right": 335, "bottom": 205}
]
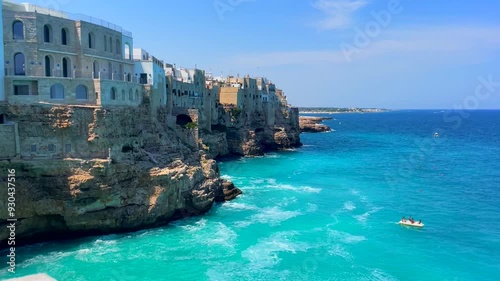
[{"left": 299, "top": 107, "right": 389, "bottom": 114}]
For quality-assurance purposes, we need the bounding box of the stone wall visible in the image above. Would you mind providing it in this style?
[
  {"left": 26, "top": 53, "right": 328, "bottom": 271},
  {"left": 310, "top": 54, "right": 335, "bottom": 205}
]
[
  {"left": 0, "top": 124, "right": 16, "bottom": 159},
  {"left": 0, "top": 103, "right": 240, "bottom": 246}
]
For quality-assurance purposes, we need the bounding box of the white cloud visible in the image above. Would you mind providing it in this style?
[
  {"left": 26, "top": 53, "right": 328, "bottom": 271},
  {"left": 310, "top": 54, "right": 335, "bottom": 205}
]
[{"left": 312, "top": 0, "right": 368, "bottom": 30}]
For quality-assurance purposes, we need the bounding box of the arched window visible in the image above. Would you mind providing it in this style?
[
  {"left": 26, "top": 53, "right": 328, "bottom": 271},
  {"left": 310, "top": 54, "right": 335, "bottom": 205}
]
[
  {"left": 50, "top": 83, "right": 65, "bottom": 99},
  {"left": 14, "top": 53, "right": 25, "bottom": 76},
  {"left": 76, "top": 85, "right": 88, "bottom": 100},
  {"left": 62, "top": 57, "right": 70, "bottom": 77},
  {"left": 110, "top": 87, "right": 117, "bottom": 100},
  {"left": 108, "top": 62, "right": 113, "bottom": 80},
  {"left": 118, "top": 65, "right": 123, "bottom": 80},
  {"left": 116, "top": 39, "right": 121, "bottom": 55},
  {"left": 109, "top": 37, "right": 112, "bottom": 53},
  {"left": 127, "top": 73, "right": 131, "bottom": 82},
  {"left": 12, "top": 21, "right": 24, "bottom": 40},
  {"left": 121, "top": 90, "right": 125, "bottom": 101},
  {"left": 88, "top": 32, "right": 95, "bottom": 48},
  {"left": 104, "top": 35, "right": 107, "bottom": 51},
  {"left": 129, "top": 89, "right": 133, "bottom": 101},
  {"left": 124, "top": 43, "right": 131, "bottom": 60},
  {"left": 93, "top": 60, "right": 99, "bottom": 79},
  {"left": 43, "top": 24, "right": 52, "bottom": 43},
  {"left": 44, "top": 55, "right": 52, "bottom": 77},
  {"left": 61, "top": 28, "right": 68, "bottom": 45},
  {"left": 135, "top": 89, "right": 139, "bottom": 102}
]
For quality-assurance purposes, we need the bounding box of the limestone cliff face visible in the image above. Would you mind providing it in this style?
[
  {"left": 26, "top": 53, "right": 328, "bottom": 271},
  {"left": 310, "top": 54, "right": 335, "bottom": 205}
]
[
  {"left": 299, "top": 116, "right": 332, "bottom": 133},
  {"left": 201, "top": 107, "right": 301, "bottom": 157},
  {"left": 0, "top": 105, "right": 241, "bottom": 246},
  {"left": 0, "top": 102, "right": 300, "bottom": 246}
]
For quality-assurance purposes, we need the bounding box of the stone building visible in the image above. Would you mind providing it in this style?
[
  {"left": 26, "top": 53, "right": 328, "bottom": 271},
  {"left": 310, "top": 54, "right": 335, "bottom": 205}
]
[
  {"left": 1, "top": 1, "right": 142, "bottom": 107},
  {"left": 0, "top": 1, "right": 145, "bottom": 160},
  {"left": 133, "top": 48, "right": 166, "bottom": 119},
  {"left": 165, "top": 64, "right": 215, "bottom": 130},
  {"left": 0, "top": 0, "right": 299, "bottom": 161}
]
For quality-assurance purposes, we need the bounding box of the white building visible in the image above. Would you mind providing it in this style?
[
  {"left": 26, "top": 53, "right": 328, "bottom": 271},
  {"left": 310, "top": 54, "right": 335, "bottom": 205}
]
[{"left": 133, "top": 48, "right": 166, "bottom": 105}]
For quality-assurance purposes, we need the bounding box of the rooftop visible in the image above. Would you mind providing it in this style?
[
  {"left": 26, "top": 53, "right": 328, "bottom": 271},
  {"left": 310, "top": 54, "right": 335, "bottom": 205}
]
[{"left": 3, "top": 1, "right": 133, "bottom": 37}]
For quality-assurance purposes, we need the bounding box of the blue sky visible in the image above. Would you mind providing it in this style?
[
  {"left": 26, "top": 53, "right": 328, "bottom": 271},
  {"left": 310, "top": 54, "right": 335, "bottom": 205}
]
[{"left": 11, "top": 0, "right": 500, "bottom": 109}]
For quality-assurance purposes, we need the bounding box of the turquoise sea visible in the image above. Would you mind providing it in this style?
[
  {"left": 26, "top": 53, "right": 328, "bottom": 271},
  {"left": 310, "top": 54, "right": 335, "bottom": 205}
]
[{"left": 2, "top": 110, "right": 500, "bottom": 281}]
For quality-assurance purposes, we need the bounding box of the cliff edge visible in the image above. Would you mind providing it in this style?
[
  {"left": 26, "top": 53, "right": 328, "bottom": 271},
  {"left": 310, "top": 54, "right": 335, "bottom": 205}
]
[
  {"left": 0, "top": 102, "right": 300, "bottom": 246},
  {"left": 0, "top": 105, "right": 243, "bottom": 246}
]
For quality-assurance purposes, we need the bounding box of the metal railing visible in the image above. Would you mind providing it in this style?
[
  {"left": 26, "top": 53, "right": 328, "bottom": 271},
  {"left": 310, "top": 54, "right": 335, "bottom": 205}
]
[{"left": 18, "top": 3, "right": 133, "bottom": 37}]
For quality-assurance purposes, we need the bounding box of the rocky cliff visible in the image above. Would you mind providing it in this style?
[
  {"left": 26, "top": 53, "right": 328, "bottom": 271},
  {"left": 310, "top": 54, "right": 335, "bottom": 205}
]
[
  {"left": 201, "top": 107, "right": 301, "bottom": 157},
  {"left": 0, "top": 102, "right": 300, "bottom": 246},
  {"left": 0, "top": 104, "right": 242, "bottom": 247},
  {"left": 299, "top": 116, "right": 332, "bottom": 133}
]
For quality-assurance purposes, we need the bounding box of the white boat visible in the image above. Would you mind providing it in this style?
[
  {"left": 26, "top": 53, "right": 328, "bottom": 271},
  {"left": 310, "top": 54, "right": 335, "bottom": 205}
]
[{"left": 399, "top": 220, "right": 424, "bottom": 228}]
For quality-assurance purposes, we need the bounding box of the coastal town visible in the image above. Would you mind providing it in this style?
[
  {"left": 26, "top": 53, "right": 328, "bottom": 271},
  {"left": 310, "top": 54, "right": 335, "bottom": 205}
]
[
  {"left": 0, "top": 0, "right": 302, "bottom": 265},
  {"left": 0, "top": 0, "right": 299, "bottom": 161}
]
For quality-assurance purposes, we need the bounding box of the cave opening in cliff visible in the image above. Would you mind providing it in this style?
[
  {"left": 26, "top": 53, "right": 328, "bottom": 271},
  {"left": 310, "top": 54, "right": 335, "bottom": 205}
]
[
  {"left": 122, "top": 144, "right": 133, "bottom": 153},
  {"left": 176, "top": 114, "right": 193, "bottom": 128}
]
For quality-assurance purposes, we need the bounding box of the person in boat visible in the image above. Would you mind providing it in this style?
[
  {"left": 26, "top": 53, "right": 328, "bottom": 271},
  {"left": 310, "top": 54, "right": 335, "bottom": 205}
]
[
  {"left": 402, "top": 217, "right": 406, "bottom": 222},
  {"left": 418, "top": 220, "right": 422, "bottom": 224}
]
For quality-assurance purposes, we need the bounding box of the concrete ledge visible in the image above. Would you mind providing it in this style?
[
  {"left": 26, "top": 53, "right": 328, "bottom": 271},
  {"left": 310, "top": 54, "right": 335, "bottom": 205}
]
[{"left": 3, "top": 273, "right": 57, "bottom": 281}]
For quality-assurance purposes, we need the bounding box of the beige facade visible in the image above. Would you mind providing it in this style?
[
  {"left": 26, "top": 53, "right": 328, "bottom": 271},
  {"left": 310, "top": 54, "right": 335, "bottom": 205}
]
[
  {"left": 165, "top": 66, "right": 217, "bottom": 130},
  {"left": 0, "top": 1, "right": 299, "bottom": 162},
  {"left": 2, "top": 2, "right": 141, "bottom": 107}
]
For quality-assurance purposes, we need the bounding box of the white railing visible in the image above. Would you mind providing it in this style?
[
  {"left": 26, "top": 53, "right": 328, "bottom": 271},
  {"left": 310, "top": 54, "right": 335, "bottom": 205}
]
[{"left": 18, "top": 3, "right": 132, "bottom": 37}]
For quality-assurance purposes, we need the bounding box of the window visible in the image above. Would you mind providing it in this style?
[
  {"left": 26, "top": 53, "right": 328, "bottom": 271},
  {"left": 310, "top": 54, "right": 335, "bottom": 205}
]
[
  {"left": 65, "top": 144, "right": 71, "bottom": 153},
  {"left": 14, "top": 53, "right": 25, "bottom": 76},
  {"left": 76, "top": 85, "right": 88, "bottom": 100},
  {"left": 62, "top": 57, "right": 70, "bottom": 77},
  {"left": 31, "top": 145, "right": 37, "bottom": 153},
  {"left": 48, "top": 144, "right": 55, "bottom": 152},
  {"left": 14, "top": 85, "right": 29, "bottom": 95},
  {"left": 45, "top": 55, "right": 52, "bottom": 77},
  {"left": 104, "top": 35, "right": 107, "bottom": 51},
  {"left": 124, "top": 43, "right": 131, "bottom": 60},
  {"left": 88, "top": 32, "right": 95, "bottom": 48},
  {"left": 129, "top": 89, "right": 133, "bottom": 101},
  {"left": 50, "top": 83, "right": 65, "bottom": 99},
  {"left": 13, "top": 21, "right": 24, "bottom": 40},
  {"left": 93, "top": 60, "right": 99, "bottom": 79},
  {"left": 122, "top": 90, "right": 125, "bottom": 101},
  {"left": 43, "top": 24, "right": 51, "bottom": 43},
  {"left": 110, "top": 87, "right": 117, "bottom": 100},
  {"left": 108, "top": 62, "right": 113, "bottom": 80},
  {"left": 61, "top": 28, "right": 68, "bottom": 45},
  {"left": 109, "top": 37, "right": 112, "bottom": 53},
  {"left": 135, "top": 89, "right": 139, "bottom": 101},
  {"left": 116, "top": 39, "right": 121, "bottom": 55}
]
